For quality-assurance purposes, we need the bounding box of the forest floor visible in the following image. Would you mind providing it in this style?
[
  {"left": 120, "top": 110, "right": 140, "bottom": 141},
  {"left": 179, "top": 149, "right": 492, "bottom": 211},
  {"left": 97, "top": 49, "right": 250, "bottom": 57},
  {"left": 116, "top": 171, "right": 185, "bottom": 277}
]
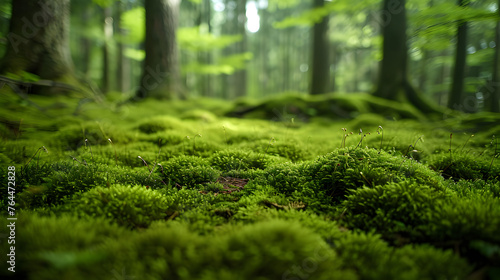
[{"left": 0, "top": 90, "right": 500, "bottom": 280}]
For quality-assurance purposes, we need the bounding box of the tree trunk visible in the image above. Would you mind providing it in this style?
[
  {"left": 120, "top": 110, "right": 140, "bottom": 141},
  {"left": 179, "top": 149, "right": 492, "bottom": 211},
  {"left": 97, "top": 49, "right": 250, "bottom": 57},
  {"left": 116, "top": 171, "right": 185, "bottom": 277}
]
[
  {"left": 80, "top": 2, "right": 91, "bottom": 77},
  {"left": 0, "top": 0, "right": 77, "bottom": 93},
  {"left": 138, "top": 0, "right": 181, "bottom": 99},
  {"left": 114, "top": 0, "right": 129, "bottom": 93},
  {"left": 373, "top": 0, "right": 407, "bottom": 100},
  {"left": 448, "top": 0, "right": 469, "bottom": 110},
  {"left": 373, "top": 0, "right": 440, "bottom": 115},
  {"left": 310, "top": 0, "right": 330, "bottom": 95},
  {"left": 102, "top": 6, "right": 112, "bottom": 93},
  {"left": 488, "top": 0, "right": 500, "bottom": 113},
  {"left": 233, "top": 0, "right": 247, "bottom": 98}
]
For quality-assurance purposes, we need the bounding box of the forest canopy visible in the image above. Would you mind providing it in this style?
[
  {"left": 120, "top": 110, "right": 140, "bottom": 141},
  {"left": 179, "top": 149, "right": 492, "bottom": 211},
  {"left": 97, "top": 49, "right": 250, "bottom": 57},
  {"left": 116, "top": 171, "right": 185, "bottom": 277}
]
[{"left": 0, "top": 0, "right": 499, "bottom": 111}]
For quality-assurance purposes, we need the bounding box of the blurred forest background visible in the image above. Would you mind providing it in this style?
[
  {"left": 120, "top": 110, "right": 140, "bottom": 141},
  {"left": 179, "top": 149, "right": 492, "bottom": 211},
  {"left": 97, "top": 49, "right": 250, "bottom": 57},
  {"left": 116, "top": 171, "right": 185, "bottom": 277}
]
[{"left": 0, "top": 0, "right": 500, "bottom": 113}]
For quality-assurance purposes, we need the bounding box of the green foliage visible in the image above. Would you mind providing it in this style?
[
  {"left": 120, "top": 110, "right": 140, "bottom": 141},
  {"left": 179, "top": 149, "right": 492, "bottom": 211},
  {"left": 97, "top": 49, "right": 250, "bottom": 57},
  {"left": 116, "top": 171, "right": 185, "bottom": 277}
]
[
  {"left": 92, "top": 0, "right": 114, "bottom": 7},
  {"left": 274, "top": 0, "right": 379, "bottom": 28},
  {"left": 182, "top": 53, "right": 253, "bottom": 75},
  {"left": 4, "top": 71, "right": 40, "bottom": 82},
  {"left": 178, "top": 27, "right": 243, "bottom": 52},
  {"left": 68, "top": 184, "right": 174, "bottom": 229},
  {"left": 120, "top": 7, "right": 145, "bottom": 43}
]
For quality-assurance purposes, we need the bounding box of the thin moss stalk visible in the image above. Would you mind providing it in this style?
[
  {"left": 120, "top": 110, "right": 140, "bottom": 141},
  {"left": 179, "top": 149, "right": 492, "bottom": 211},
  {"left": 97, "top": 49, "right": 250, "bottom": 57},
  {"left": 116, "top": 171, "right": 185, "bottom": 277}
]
[
  {"left": 460, "top": 134, "right": 474, "bottom": 153},
  {"left": 85, "top": 138, "right": 93, "bottom": 161},
  {"left": 377, "top": 126, "right": 384, "bottom": 154},
  {"left": 108, "top": 138, "right": 118, "bottom": 166}
]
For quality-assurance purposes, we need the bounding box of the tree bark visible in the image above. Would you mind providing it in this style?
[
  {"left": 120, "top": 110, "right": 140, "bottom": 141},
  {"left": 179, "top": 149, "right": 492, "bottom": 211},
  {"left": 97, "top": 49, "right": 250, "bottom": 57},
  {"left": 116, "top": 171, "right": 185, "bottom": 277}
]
[
  {"left": 114, "top": 0, "right": 129, "bottom": 93},
  {"left": 373, "top": 0, "right": 440, "bottom": 115},
  {"left": 447, "top": 0, "right": 469, "bottom": 110},
  {"left": 138, "top": 0, "right": 181, "bottom": 99},
  {"left": 0, "top": 0, "right": 77, "bottom": 93},
  {"left": 489, "top": 0, "right": 500, "bottom": 113},
  {"left": 310, "top": 0, "right": 330, "bottom": 95},
  {"left": 233, "top": 0, "right": 247, "bottom": 98},
  {"left": 373, "top": 0, "right": 407, "bottom": 100},
  {"left": 102, "top": 6, "right": 112, "bottom": 93}
]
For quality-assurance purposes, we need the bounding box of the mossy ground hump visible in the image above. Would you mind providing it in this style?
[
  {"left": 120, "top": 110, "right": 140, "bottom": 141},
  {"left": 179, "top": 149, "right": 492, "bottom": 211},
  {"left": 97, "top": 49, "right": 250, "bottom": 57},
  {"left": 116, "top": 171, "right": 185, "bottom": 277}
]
[{"left": 0, "top": 92, "right": 499, "bottom": 279}]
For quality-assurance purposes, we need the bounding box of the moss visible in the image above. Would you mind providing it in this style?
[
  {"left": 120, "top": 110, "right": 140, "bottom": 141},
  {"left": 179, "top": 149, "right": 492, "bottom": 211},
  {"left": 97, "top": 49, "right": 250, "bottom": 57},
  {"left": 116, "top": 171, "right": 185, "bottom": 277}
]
[
  {"left": 210, "top": 149, "right": 268, "bottom": 171},
  {"left": 67, "top": 184, "right": 174, "bottom": 229},
  {"left": 161, "top": 155, "right": 220, "bottom": 188},
  {"left": 180, "top": 109, "right": 217, "bottom": 123},
  {"left": 340, "top": 182, "right": 449, "bottom": 240},
  {"left": 423, "top": 195, "right": 500, "bottom": 244},
  {"left": 446, "top": 179, "right": 500, "bottom": 198},
  {"left": 0, "top": 213, "right": 129, "bottom": 280},
  {"left": 136, "top": 115, "right": 186, "bottom": 134},
  {"left": 1, "top": 92, "right": 499, "bottom": 279},
  {"left": 428, "top": 152, "right": 500, "bottom": 180},
  {"left": 332, "top": 232, "right": 471, "bottom": 279}
]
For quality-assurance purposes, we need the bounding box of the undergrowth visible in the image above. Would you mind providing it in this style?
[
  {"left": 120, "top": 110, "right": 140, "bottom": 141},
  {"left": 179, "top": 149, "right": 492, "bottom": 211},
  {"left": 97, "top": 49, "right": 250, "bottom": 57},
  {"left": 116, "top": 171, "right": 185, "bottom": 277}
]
[{"left": 0, "top": 92, "right": 499, "bottom": 279}]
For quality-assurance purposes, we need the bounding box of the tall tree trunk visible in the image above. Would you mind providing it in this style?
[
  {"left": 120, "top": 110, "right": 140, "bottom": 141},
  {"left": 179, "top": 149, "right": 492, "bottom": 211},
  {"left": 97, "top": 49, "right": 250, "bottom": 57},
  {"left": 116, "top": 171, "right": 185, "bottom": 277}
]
[
  {"left": 115, "top": 0, "right": 129, "bottom": 93},
  {"left": 80, "top": 2, "right": 92, "bottom": 77},
  {"left": 138, "top": 0, "right": 181, "bottom": 99},
  {"left": 0, "top": 0, "right": 77, "bottom": 93},
  {"left": 102, "top": 6, "right": 112, "bottom": 93},
  {"left": 233, "top": 0, "right": 247, "bottom": 98},
  {"left": 448, "top": 0, "right": 469, "bottom": 110},
  {"left": 489, "top": 0, "right": 500, "bottom": 113},
  {"left": 310, "top": 0, "right": 330, "bottom": 95},
  {"left": 373, "top": 0, "right": 407, "bottom": 100},
  {"left": 373, "top": 0, "right": 440, "bottom": 114}
]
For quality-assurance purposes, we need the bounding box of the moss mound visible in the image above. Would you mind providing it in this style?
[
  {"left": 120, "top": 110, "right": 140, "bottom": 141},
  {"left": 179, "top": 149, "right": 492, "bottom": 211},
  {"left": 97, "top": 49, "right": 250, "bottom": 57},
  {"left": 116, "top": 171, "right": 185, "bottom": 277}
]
[{"left": 67, "top": 184, "right": 174, "bottom": 229}]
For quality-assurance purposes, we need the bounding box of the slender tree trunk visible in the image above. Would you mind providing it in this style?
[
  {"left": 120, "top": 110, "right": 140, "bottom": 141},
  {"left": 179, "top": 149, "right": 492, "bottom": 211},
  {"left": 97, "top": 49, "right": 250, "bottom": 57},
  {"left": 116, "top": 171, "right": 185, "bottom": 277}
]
[
  {"left": 115, "top": 0, "right": 129, "bottom": 93},
  {"left": 310, "top": 0, "right": 330, "bottom": 95},
  {"left": 0, "top": 0, "right": 77, "bottom": 93},
  {"left": 418, "top": 49, "right": 429, "bottom": 92},
  {"left": 373, "top": 0, "right": 440, "bottom": 114},
  {"left": 80, "top": 3, "right": 91, "bottom": 76},
  {"left": 283, "top": 28, "right": 290, "bottom": 92},
  {"left": 138, "top": 0, "right": 181, "bottom": 99},
  {"left": 233, "top": 0, "right": 247, "bottom": 98},
  {"left": 373, "top": 0, "right": 407, "bottom": 100},
  {"left": 448, "top": 0, "right": 469, "bottom": 110},
  {"left": 102, "top": 6, "right": 112, "bottom": 93},
  {"left": 489, "top": 0, "right": 500, "bottom": 113}
]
